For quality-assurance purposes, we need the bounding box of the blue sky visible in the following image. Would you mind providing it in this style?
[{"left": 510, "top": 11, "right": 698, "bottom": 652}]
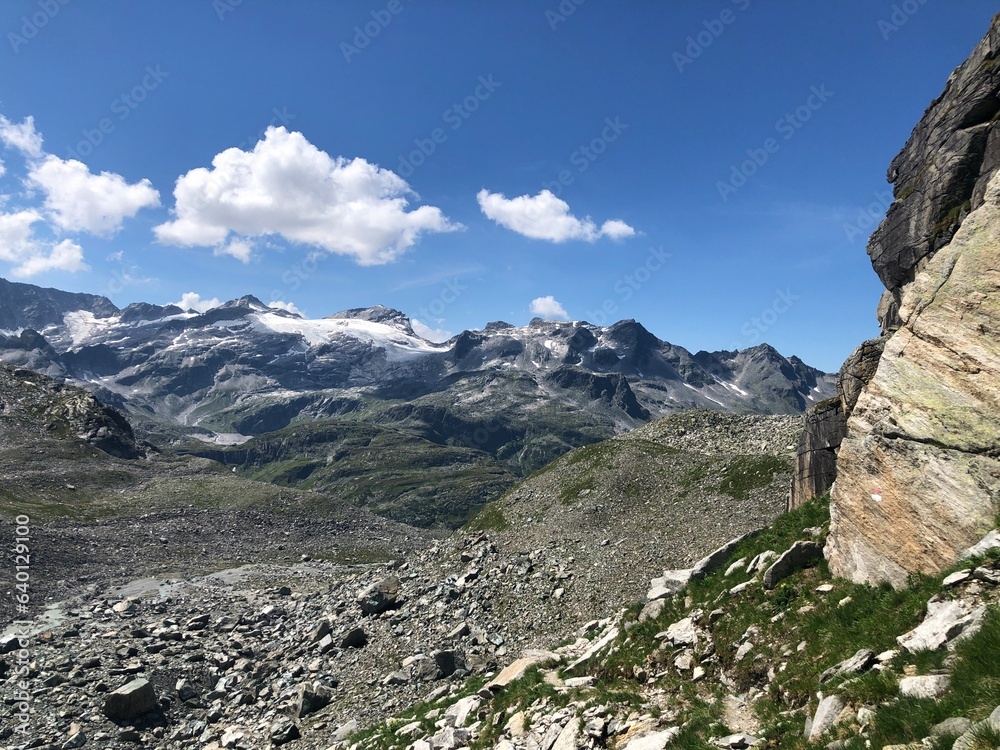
[{"left": 0, "top": 1, "right": 996, "bottom": 372}]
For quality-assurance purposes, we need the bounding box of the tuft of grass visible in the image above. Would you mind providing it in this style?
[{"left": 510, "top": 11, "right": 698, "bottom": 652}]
[
  {"left": 465, "top": 501, "right": 510, "bottom": 532},
  {"left": 717, "top": 455, "right": 790, "bottom": 500}
]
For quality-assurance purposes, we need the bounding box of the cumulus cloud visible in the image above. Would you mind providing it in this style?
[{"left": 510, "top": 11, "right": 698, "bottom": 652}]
[
  {"left": 0, "top": 209, "right": 89, "bottom": 277},
  {"left": 529, "top": 295, "right": 570, "bottom": 321},
  {"left": 477, "top": 189, "right": 636, "bottom": 243},
  {"left": 411, "top": 319, "right": 454, "bottom": 342},
  {"left": 171, "top": 292, "right": 222, "bottom": 313},
  {"left": 10, "top": 239, "right": 88, "bottom": 278},
  {"left": 215, "top": 237, "right": 253, "bottom": 263},
  {"left": 26, "top": 156, "right": 160, "bottom": 235},
  {"left": 267, "top": 300, "right": 303, "bottom": 316},
  {"left": 0, "top": 114, "right": 160, "bottom": 277},
  {"left": 155, "top": 127, "right": 462, "bottom": 265},
  {"left": 0, "top": 115, "right": 44, "bottom": 159}
]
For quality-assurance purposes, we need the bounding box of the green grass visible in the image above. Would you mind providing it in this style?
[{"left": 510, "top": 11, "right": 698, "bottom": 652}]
[
  {"left": 465, "top": 501, "right": 510, "bottom": 532},
  {"left": 717, "top": 455, "right": 791, "bottom": 500}
]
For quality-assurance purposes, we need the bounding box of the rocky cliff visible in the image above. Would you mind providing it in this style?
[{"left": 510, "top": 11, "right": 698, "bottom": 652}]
[{"left": 823, "top": 16, "right": 1000, "bottom": 586}]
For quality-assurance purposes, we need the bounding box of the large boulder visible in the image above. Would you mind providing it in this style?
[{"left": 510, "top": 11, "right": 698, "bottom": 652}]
[{"left": 102, "top": 678, "right": 157, "bottom": 721}]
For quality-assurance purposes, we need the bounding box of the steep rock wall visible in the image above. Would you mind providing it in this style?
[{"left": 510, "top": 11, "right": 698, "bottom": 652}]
[{"left": 824, "top": 16, "right": 1000, "bottom": 586}]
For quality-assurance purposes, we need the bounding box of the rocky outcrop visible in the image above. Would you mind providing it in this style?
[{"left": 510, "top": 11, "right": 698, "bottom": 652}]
[
  {"left": 788, "top": 398, "right": 845, "bottom": 511},
  {"left": 787, "top": 335, "right": 887, "bottom": 512},
  {"left": 867, "top": 17, "right": 1000, "bottom": 325},
  {"left": 827, "top": 169, "right": 1000, "bottom": 586},
  {"left": 824, "top": 17, "right": 1000, "bottom": 586}
]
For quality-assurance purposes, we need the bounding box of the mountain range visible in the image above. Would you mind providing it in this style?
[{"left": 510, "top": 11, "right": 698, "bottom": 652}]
[{"left": 0, "top": 277, "right": 834, "bottom": 526}]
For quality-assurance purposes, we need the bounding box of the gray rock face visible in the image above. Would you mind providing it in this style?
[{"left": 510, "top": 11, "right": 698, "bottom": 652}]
[
  {"left": 867, "top": 18, "right": 1000, "bottom": 302},
  {"left": 824, "top": 17, "right": 1000, "bottom": 586},
  {"left": 762, "top": 541, "right": 824, "bottom": 589},
  {"left": 837, "top": 337, "right": 889, "bottom": 416},
  {"left": 788, "top": 398, "right": 845, "bottom": 511},
  {"left": 295, "top": 682, "right": 333, "bottom": 718},
  {"left": 102, "top": 678, "right": 157, "bottom": 721}
]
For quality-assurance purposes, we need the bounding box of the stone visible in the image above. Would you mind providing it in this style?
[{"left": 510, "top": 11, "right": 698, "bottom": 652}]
[
  {"left": 896, "top": 599, "right": 987, "bottom": 652},
  {"left": 691, "top": 532, "right": 758, "bottom": 581},
  {"left": 62, "top": 729, "right": 87, "bottom": 749},
  {"left": 663, "top": 617, "right": 698, "bottom": 647},
  {"left": 621, "top": 727, "right": 681, "bottom": 750},
  {"left": 961, "top": 529, "right": 1000, "bottom": 559},
  {"left": 357, "top": 576, "right": 402, "bottom": 615},
  {"left": 481, "top": 650, "right": 560, "bottom": 695},
  {"left": 746, "top": 551, "right": 777, "bottom": 575},
  {"left": 566, "top": 628, "right": 619, "bottom": 674},
  {"left": 647, "top": 569, "right": 693, "bottom": 600},
  {"left": 712, "top": 733, "right": 760, "bottom": 749},
  {"left": 807, "top": 695, "right": 845, "bottom": 741},
  {"left": 552, "top": 717, "right": 580, "bottom": 750},
  {"left": 295, "top": 682, "right": 333, "bottom": 718},
  {"left": 899, "top": 674, "right": 950, "bottom": 699},
  {"left": 762, "top": 541, "right": 824, "bottom": 589},
  {"left": 725, "top": 558, "right": 748, "bottom": 577},
  {"left": 432, "top": 649, "right": 464, "bottom": 677},
  {"left": 102, "top": 678, "right": 157, "bottom": 721},
  {"left": 819, "top": 649, "right": 876, "bottom": 683},
  {"left": 443, "top": 695, "right": 481, "bottom": 728},
  {"left": 430, "top": 726, "right": 470, "bottom": 750},
  {"left": 340, "top": 626, "right": 368, "bottom": 649},
  {"left": 307, "top": 619, "right": 331, "bottom": 643},
  {"left": 638, "top": 598, "right": 667, "bottom": 623},
  {"left": 269, "top": 717, "right": 300, "bottom": 746},
  {"left": 942, "top": 570, "right": 972, "bottom": 587},
  {"left": 928, "top": 717, "right": 972, "bottom": 737},
  {"left": 734, "top": 642, "right": 753, "bottom": 662}
]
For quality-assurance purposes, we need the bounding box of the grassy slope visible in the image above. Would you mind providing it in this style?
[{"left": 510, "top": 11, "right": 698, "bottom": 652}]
[{"left": 359, "top": 496, "right": 1000, "bottom": 750}]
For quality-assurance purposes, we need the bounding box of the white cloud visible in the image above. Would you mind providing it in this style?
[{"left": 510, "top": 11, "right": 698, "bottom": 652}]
[
  {"left": 155, "top": 126, "right": 462, "bottom": 265},
  {"left": 106, "top": 250, "right": 125, "bottom": 262},
  {"left": 171, "top": 292, "right": 222, "bottom": 313},
  {"left": 10, "top": 239, "right": 88, "bottom": 278},
  {"left": 0, "top": 209, "right": 43, "bottom": 261},
  {"left": 477, "top": 189, "right": 636, "bottom": 243},
  {"left": 27, "top": 156, "right": 160, "bottom": 235},
  {"left": 411, "top": 318, "right": 454, "bottom": 342},
  {"left": 0, "top": 113, "right": 159, "bottom": 278},
  {"left": 215, "top": 237, "right": 253, "bottom": 263},
  {"left": 0, "top": 115, "right": 44, "bottom": 159},
  {"left": 0, "top": 209, "right": 88, "bottom": 278},
  {"left": 530, "top": 295, "right": 570, "bottom": 321},
  {"left": 268, "top": 300, "right": 303, "bottom": 316},
  {"left": 0, "top": 160, "right": 6, "bottom": 178}
]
